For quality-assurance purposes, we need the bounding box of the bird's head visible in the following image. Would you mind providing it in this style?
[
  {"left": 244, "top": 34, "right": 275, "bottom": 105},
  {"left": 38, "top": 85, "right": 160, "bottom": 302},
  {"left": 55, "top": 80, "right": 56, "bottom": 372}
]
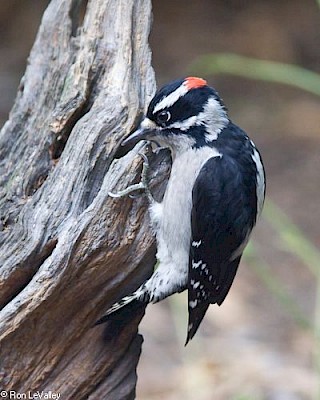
[{"left": 121, "top": 77, "right": 229, "bottom": 156}]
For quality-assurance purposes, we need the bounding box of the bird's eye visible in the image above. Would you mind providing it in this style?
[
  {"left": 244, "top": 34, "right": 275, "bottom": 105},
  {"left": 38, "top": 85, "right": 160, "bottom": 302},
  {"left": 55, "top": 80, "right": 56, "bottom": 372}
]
[{"left": 156, "top": 110, "right": 171, "bottom": 126}]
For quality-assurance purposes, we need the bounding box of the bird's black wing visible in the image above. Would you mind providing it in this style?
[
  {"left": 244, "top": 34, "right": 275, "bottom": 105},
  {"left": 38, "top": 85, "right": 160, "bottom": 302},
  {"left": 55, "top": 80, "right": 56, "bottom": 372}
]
[{"left": 186, "top": 155, "right": 257, "bottom": 343}]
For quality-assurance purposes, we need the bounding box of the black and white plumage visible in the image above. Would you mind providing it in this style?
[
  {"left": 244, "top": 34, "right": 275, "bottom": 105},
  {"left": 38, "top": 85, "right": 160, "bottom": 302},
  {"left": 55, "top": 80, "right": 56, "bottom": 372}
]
[{"left": 97, "top": 77, "right": 265, "bottom": 344}]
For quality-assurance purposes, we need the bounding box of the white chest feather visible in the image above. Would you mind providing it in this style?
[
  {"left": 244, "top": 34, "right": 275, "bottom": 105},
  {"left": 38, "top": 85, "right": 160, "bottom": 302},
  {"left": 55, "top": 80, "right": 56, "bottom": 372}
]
[{"left": 150, "top": 147, "right": 221, "bottom": 268}]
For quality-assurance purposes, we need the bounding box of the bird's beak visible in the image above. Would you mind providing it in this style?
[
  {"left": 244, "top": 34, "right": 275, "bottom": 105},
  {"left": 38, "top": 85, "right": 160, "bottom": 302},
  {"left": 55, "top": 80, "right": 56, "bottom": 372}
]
[
  {"left": 113, "top": 118, "right": 157, "bottom": 159},
  {"left": 121, "top": 127, "right": 150, "bottom": 147},
  {"left": 121, "top": 118, "right": 156, "bottom": 148}
]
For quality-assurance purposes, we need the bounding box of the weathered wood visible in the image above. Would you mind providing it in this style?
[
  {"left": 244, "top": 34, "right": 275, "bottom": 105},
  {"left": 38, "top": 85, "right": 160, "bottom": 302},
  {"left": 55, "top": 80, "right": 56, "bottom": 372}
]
[{"left": 0, "top": 0, "right": 166, "bottom": 398}]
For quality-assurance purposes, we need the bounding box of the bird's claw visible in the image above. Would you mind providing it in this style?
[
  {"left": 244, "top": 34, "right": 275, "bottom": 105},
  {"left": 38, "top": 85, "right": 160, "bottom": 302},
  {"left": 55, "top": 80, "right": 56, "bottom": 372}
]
[
  {"left": 149, "top": 140, "right": 167, "bottom": 155},
  {"left": 108, "top": 143, "right": 154, "bottom": 202}
]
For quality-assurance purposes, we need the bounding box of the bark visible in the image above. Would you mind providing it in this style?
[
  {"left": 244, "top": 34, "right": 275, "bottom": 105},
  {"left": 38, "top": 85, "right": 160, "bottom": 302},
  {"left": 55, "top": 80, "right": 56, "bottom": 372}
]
[{"left": 0, "top": 1, "right": 167, "bottom": 398}]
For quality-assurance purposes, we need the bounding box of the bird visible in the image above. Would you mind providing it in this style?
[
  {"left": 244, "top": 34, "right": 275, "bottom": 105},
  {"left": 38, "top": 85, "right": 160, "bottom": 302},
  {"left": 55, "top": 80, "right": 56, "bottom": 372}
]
[{"left": 97, "top": 77, "right": 265, "bottom": 344}]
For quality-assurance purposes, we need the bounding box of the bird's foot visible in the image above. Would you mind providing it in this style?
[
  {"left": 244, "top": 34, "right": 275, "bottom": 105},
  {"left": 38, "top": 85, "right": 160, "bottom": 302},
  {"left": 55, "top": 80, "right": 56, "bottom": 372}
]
[
  {"left": 149, "top": 140, "right": 167, "bottom": 155},
  {"left": 108, "top": 143, "right": 155, "bottom": 203}
]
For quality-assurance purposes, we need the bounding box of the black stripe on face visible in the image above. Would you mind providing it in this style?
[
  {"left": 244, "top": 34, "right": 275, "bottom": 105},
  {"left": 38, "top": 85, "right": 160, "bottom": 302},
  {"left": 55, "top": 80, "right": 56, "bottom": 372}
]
[
  {"left": 147, "top": 79, "right": 185, "bottom": 119},
  {"left": 148, "top": 85, "right": 221, "bottom": 127}
]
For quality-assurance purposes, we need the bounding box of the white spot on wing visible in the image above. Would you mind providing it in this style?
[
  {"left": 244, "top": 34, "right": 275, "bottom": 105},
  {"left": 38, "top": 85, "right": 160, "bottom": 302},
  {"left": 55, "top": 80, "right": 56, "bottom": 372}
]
[
  {"left": 189, "top": 300, "right": 198, "bottom": 308},
  {"left": 192, "top": 240, "right": 202, "bottom": 248},
  {"left": 201, "top": 263, "right": 207, "bottom": 270},
  {"left": 192, "top": 260, "right": 202, "bottom": 269}
]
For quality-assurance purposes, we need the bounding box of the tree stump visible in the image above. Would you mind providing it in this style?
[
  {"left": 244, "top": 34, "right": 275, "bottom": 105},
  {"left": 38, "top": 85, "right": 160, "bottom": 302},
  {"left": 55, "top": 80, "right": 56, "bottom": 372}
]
[{"left": 0, "top": 1, "right": 166, "bottom": 398}]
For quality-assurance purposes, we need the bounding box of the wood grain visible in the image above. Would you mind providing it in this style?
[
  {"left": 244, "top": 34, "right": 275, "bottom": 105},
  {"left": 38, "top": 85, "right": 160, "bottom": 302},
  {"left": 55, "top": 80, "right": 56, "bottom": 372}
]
[{"left": 0, "top": 1, "right": 168, "bottom": 398}]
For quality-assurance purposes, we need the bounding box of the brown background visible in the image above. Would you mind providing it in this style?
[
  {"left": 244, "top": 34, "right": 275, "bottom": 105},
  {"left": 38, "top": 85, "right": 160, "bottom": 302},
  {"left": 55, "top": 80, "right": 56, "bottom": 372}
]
[{"left": 1, "top": 1, "right": 319, "bottom": 399}]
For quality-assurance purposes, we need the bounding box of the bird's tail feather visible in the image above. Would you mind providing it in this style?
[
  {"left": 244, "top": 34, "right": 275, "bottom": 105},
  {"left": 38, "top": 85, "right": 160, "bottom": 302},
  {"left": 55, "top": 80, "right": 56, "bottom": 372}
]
[
  {"left": 185, "top": 303, "right": 209, "bottom": 345},
  {"left": 105, "top": 293, "right": 139, "bottom": 315},
  {"left": 95, "top": 286, "right": 146, "bottom": 325}
]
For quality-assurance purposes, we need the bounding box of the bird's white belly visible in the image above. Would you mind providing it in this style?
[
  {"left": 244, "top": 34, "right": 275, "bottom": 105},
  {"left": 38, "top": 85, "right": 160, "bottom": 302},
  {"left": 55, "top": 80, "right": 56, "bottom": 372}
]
[{"left": 149, "top": 147, "right": 221, "bottom": 284}]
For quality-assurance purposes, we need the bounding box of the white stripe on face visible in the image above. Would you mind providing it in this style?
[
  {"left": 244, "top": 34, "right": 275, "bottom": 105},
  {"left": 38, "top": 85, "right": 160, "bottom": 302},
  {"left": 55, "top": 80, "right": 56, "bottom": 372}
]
[
  {"left": 166, "top": 97, "right": 228, "bottom": 140},
  {"left": 167, "top": 116, "right": 198, "bottom": 131},
  {"left": 153, "top": 82, "right": 189, "bottom": 114}
]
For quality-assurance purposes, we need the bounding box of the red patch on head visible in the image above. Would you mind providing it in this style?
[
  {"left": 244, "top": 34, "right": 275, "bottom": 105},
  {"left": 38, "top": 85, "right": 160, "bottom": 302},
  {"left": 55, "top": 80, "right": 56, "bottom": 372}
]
[{"left": 185, "top": 77, "right": 207, "bottom": 90}]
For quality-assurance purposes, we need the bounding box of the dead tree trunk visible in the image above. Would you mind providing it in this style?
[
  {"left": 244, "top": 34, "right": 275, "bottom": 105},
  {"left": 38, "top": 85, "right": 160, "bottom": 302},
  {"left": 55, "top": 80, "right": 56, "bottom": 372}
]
[{"left": 0, "top": 1, "right": 163, "bottom": 398}]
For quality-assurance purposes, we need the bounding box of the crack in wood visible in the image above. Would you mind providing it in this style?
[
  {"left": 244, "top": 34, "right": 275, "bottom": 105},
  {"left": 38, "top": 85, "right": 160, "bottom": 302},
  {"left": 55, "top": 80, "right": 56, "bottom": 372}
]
[
  {"left": 0, "top": 238, "right": 58, "bottom": 310},
  {"left": 0, "top": 1, "right": 156, "bottom": 398},
  {"left": 69, "top": 0, "right": 89, "bottom": 38}
]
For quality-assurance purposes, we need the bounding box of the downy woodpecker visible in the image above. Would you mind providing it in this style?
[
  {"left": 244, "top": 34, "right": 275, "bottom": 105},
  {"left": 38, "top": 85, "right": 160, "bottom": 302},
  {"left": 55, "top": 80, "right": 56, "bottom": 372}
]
[{"left": 97, "top": 77, "right": 265, "bottom": 344}]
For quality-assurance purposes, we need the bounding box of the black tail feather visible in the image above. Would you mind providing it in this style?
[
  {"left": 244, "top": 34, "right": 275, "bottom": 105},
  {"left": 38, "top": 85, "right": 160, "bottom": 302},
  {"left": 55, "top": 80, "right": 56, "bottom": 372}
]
[
  {"left": 185, "top": 303, "right": 209, "bottom": 346},
  {"left": 216, "top": 256, "right": 241, "bottom": 306},
  {"left": 94, "top": 299, "right": 146, "bottom": 327},
  {"left": 94, "top": 300, "right": 146, "bottom": 343}
]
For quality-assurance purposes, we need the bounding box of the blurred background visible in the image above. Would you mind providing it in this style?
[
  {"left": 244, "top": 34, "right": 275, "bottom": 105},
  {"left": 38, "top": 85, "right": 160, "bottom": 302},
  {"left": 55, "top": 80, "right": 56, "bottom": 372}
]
[{"left": 1, "top": 1, "right": 319, "bottom": 399}]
